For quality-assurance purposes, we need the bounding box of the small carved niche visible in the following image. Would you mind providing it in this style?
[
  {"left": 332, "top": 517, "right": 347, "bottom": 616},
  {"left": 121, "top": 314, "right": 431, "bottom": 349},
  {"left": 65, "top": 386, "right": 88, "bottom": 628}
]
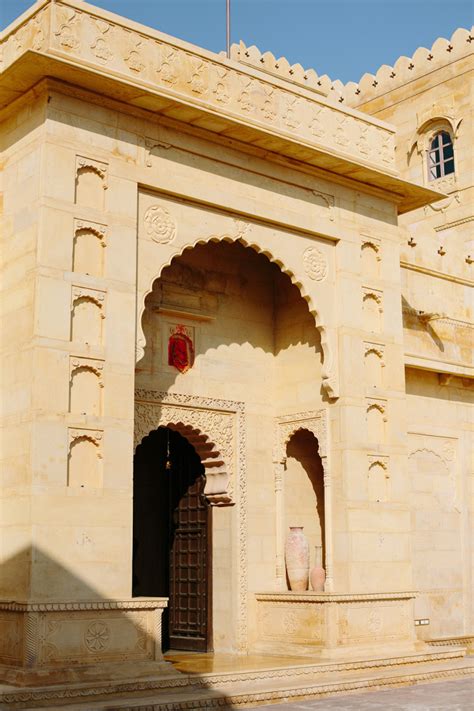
[
  {"left": 364, "top": 342, "right": 385, "bottom": 388},
  {"left": 362, "top": 288, "right": 383, "bottom": 333},
  {"left": 72, "top": 220, "right": 106, "bottom": 277},
  {"left": 75, "top": 157, "right": 108, "bottom": 209},
  {"left": 69, "top": 357, "right": 103, "bottom": 416},
  {"left": 360, "top": 235, "right": 381, "bottom": 277},
  {"left": 68, "top": 429, "right": 103, "bottom": 489},
  {"left": 368, "top": 457, "right": 389, "bottom": 502},
  {"left": 366, "top": 400, "right": 387, "bottom": 444},
  {"left": 71, "top": 287, "right": 105, "bottom": 345}
]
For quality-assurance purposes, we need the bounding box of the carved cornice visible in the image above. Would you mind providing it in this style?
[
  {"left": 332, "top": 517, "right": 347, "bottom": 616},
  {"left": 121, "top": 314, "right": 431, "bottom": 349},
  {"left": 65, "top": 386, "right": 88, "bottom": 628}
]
[
  {"left": 1, "top": 0, "right": 398, "bottom": 179},
  {"left": 256, "top": 591, "right": 416, "bottom": 602},
  {"left": 0, "top": 599, "right": 168, "bottom": 612}
]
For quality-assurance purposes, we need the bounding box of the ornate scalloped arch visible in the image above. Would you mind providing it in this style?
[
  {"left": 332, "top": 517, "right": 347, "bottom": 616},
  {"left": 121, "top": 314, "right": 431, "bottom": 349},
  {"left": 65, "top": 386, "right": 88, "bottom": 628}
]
[
  {"left": 136, "top": 234, "right": 337, "bottom": 399},
  {"left": 274, "top": 410, "right": 327, "bottom": 463},
  {"left": 134, "top": 399, "right": 234, "bottom": 506}
]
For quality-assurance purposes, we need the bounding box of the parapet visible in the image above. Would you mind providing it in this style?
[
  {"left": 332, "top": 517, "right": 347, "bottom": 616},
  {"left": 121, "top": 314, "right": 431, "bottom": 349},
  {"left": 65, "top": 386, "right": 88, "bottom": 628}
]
[
  {"left": 231, "top": 27, "right": 473, "bottom": 109},
  {"left": 340, "top": 26, "right": 473, "bottom": 107},
  {"left": 229, "top": 40, "right": 339, "bottom": 99}
]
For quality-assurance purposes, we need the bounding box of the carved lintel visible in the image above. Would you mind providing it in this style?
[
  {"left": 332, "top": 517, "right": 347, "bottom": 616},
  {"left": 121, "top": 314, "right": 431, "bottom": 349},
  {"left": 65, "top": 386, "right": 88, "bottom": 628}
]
[
  {"left": 362, "top": 286, "right": 384, "bottom": 312},
  {"left": 361, "top": 233, "right": 382, "bottom": 261},
  {"left": 364, "top": 341, "right": 386, "bottom": 366},
  {"left": 368, "top": 454, "right": 389, "bottom": 470},
  {"left": 68, "top": 427, "right": 103, "bottom": 447},
  {"left": 70, "top": 355, "right": 104, "bottom": 378},
  {"left": 76, "top": 156, "right": 108, "bottom": 188},
  {"left": 74, "top": 218, "right": 107, "bottom": 241}
]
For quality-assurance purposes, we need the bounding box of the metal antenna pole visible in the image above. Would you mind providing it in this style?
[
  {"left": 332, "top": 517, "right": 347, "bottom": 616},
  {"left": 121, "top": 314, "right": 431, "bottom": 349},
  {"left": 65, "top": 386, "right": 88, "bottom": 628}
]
[{"left": 226, "top": 0, "right": 231, "bottom": 58}]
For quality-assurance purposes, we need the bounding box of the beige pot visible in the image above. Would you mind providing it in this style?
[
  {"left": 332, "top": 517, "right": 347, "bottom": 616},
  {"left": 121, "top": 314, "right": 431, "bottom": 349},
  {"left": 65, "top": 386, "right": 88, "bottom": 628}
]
[{"left": 285, "top": 526, "right": 309, "bottom": 591}]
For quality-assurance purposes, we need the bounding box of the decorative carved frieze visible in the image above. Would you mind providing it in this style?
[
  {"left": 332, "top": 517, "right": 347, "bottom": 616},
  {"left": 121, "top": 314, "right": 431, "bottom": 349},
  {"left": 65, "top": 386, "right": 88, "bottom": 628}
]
[{"left": 0, "top": 1, "right": 397, "bottom": 173}]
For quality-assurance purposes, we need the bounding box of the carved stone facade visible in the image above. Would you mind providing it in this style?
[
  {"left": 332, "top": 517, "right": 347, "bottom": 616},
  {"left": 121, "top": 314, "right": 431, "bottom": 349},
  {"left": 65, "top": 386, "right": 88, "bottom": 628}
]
[{"left": 0, "top": 0, "right": 472, "bottom": 704}]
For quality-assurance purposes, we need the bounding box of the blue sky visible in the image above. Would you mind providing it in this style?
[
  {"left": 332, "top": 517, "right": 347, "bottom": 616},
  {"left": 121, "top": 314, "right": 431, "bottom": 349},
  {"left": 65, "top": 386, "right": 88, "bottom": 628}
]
[{"left": 2, "top": 0, "right": 472, "bottom": 83}]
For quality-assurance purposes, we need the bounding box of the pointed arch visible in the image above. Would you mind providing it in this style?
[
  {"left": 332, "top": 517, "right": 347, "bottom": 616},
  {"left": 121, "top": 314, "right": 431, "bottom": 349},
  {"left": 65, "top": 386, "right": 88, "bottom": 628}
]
[{"left": 136, "top": 234, "right": 338, "bottom": 399}]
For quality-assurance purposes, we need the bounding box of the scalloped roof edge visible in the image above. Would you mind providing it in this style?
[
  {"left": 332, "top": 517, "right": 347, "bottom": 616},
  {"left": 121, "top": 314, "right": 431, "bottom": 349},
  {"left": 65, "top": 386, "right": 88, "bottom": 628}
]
[{"left": 231, "top": 26, "right": 473, "bottom": 107}]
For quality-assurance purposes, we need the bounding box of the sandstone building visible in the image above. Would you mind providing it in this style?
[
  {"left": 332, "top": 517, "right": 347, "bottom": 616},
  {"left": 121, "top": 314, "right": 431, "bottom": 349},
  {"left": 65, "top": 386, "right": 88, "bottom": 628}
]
[{"left": 0, "top": 1, "right": 472, "bottom": 707}]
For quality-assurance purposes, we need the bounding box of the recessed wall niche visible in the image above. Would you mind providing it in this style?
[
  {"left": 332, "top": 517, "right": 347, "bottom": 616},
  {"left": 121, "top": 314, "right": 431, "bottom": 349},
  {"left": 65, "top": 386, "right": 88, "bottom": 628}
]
[
  {"left": 362, "top": 287, "right": 383, "bottom": 333},
  {"left": 364, "top": 342, "right": 385, "bottom": 388},
  {"left": 75, "top": 156, "right": 108, "bottom": 209},
  {"left": 72, "top": 219, "right": 106, "bottom": 277},
  {"left": 368, "top": 456, "right": 390, "bottom": 502},
  {"left": 68, "top": 429, "right": 103, "bottom": 489},
  {"left": 71, "top": 286, "right": 105, "bottom": 345},
  {"left": 69, "top": 357, "right": 104, "bottom": 416},
  {"left": 366, "top": 398, "right": 387, "bottom": 444},
  {"left": 361, "top": 235, "right": 381, "bottom": 277}
]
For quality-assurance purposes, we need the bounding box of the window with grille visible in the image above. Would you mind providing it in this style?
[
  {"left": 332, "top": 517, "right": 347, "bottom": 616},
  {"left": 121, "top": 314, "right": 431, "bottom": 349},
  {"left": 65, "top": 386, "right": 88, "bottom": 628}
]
[{"left": 428, "top": 131, "right": 455, "bottom": 180}]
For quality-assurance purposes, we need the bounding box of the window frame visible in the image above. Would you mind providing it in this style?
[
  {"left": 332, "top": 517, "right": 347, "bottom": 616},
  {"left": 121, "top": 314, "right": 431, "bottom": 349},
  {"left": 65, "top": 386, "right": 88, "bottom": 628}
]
[{"left": 427, "top": 130, "right": 455, "bottom": 182}]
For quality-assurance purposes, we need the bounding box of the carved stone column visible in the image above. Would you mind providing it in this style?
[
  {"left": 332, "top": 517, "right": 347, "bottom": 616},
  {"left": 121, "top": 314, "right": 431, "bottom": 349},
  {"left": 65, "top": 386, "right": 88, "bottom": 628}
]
[
  {"left": 321, "top": 455, "right": 334, "bottom": 592},
  {"left": 274, "top": 459, "right": 286, "bottom": 590}
]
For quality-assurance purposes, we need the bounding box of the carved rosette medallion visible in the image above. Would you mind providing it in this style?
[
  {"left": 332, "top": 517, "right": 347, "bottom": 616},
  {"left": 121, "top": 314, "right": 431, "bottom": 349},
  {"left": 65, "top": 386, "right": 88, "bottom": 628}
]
[
  {"left": 144, "top": 205, "right": 177, "bottom": 244},
  {"left": 303, "top": 247, "right": 328, "bottom": 282},
  {"left": 84, "top": 621, "right": 110, "bottom": 653}
]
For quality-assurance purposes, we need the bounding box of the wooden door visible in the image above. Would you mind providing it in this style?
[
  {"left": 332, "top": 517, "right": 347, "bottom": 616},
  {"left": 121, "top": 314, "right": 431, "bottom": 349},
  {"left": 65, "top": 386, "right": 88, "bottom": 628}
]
[
  {"left": 132, "top": 427, "right": 212, "bottom": 652},
  {"left": 169, "top": 466, "right": 212, "bottom": 651}
]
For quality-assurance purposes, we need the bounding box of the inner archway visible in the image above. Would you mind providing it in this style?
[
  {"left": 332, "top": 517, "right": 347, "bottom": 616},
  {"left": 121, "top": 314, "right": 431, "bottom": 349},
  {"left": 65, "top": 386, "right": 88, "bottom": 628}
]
[
  {"left": 133, "top": 426, "right": 212, "bottom": 652},
  {"left": 285, "top": 429, "right": 325, "bottom": 579}
]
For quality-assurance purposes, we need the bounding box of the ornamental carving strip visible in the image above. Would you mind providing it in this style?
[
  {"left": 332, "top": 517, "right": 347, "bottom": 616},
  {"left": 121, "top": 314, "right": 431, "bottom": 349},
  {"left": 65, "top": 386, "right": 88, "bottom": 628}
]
[
  {"left": 9, "top": 2, "right": 397, "bottom": 172},
  {"left": 274, "top": 410, "right": 328, "bottom": 462}
]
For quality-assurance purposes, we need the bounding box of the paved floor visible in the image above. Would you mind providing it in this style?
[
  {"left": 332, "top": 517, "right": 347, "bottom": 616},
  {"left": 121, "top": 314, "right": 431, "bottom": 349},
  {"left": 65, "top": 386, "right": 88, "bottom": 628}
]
[{"left": 245, "top": 678, "right": 474, "bottom": 710}]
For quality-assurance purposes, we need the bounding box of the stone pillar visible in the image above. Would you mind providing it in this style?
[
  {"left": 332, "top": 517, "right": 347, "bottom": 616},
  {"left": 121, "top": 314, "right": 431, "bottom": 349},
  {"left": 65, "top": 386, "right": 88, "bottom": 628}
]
[
  {"left": 274, "top": 459, "right": 286, "bottom": 590},
  {"left": 322, "top": 455, "right": 334, "bottom": 592}
]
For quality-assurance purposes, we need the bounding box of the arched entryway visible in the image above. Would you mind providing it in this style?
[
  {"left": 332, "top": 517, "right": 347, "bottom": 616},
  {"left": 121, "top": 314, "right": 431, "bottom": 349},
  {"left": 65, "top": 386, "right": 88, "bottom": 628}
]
[{"left": 133, "top": 426, "right": 212, "bottom": 652}]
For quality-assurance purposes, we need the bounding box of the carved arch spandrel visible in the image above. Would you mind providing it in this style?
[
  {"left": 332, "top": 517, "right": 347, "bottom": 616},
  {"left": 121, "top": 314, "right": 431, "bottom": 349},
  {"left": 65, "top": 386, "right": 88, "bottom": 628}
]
[
  {"left": 274, "top": 410, "right": 328, "bottom": 463},
  {"left": 134, "top": 393, "right": 236, "bottom": 506},
  {"left": 136, "top": 221, "right": 339, "bottom": 399}
]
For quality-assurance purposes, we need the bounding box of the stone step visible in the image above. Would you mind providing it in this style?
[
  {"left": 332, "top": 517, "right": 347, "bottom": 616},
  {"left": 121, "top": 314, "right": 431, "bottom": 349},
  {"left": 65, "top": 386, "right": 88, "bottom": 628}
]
[{"left": 1, "top": 647, "right": 472, "bottom": 709}]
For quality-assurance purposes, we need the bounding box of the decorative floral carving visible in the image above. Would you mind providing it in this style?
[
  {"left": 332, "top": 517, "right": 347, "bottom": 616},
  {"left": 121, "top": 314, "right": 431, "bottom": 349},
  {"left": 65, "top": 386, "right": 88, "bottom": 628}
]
[
  {"left": 54, "top": 8, "right": 79, "bottom": 50},
  {"left": 238, "top": 76, "right": 254, "bottom": 112},
  {"left": 213, "top": 66, "right": 230, "bottom": 104},
  {"left": 334, "top": 116, "right": 349, "bottom": 146},
  {"left": 188, "top": 56, "right": 207, "bottom": 94},
  {"left": 90, "top": 21, "right": 113, "bottom": 64},
  {"left": 283, "top": 98, "right": 301, "bottom": 130},
  {"left": 125, "top": 41, "right": 145, "bottom": 73},
  {"left": 310, "top": 107, "right": 326, "bottom": 138},
  {"left": 156, "top": 45, "right": 179, "bottom": 85},
  {"left": 261, "top": 85, "right": 277, "bottom": 121},
  {"left": 84, "top": 622, "right": 110, "bottom": 653},
  {"left": 303, "top": 247, "right": 328, "bottom": 282},
  {"left": 144, "top": 205, "right": 177, "bottom": 244}
]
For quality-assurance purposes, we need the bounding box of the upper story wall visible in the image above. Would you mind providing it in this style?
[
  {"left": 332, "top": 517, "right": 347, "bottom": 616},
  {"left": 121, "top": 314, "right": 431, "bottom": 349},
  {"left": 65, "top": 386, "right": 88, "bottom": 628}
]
[{"left": 345, "top": 32, "right": 473, "bottom": 376}]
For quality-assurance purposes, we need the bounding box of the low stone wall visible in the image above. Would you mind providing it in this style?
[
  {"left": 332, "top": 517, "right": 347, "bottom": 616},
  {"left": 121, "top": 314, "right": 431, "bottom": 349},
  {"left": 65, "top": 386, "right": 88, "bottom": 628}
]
[
  {"left": 0, "top": 598, "right": 172, "bottom": 686},
  {"left": 254, "top": 591, "right": 419, "bottom": 657}
]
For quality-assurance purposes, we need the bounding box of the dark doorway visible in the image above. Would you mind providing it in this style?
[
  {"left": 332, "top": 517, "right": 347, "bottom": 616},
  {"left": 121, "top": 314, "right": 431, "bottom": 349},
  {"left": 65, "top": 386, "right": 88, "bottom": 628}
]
[{"left": 133, "top": 426, "right": 212, "bottom": 652}]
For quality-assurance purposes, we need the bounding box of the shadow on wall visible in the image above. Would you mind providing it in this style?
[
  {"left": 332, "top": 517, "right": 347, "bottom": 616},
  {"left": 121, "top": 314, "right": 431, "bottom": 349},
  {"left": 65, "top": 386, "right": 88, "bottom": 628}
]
[
  {"left": 0, "top": 547, "right": 236, "bottom": 708},
  {"left": 137, "top": 240, "right": 328, "bottom": 399}
]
